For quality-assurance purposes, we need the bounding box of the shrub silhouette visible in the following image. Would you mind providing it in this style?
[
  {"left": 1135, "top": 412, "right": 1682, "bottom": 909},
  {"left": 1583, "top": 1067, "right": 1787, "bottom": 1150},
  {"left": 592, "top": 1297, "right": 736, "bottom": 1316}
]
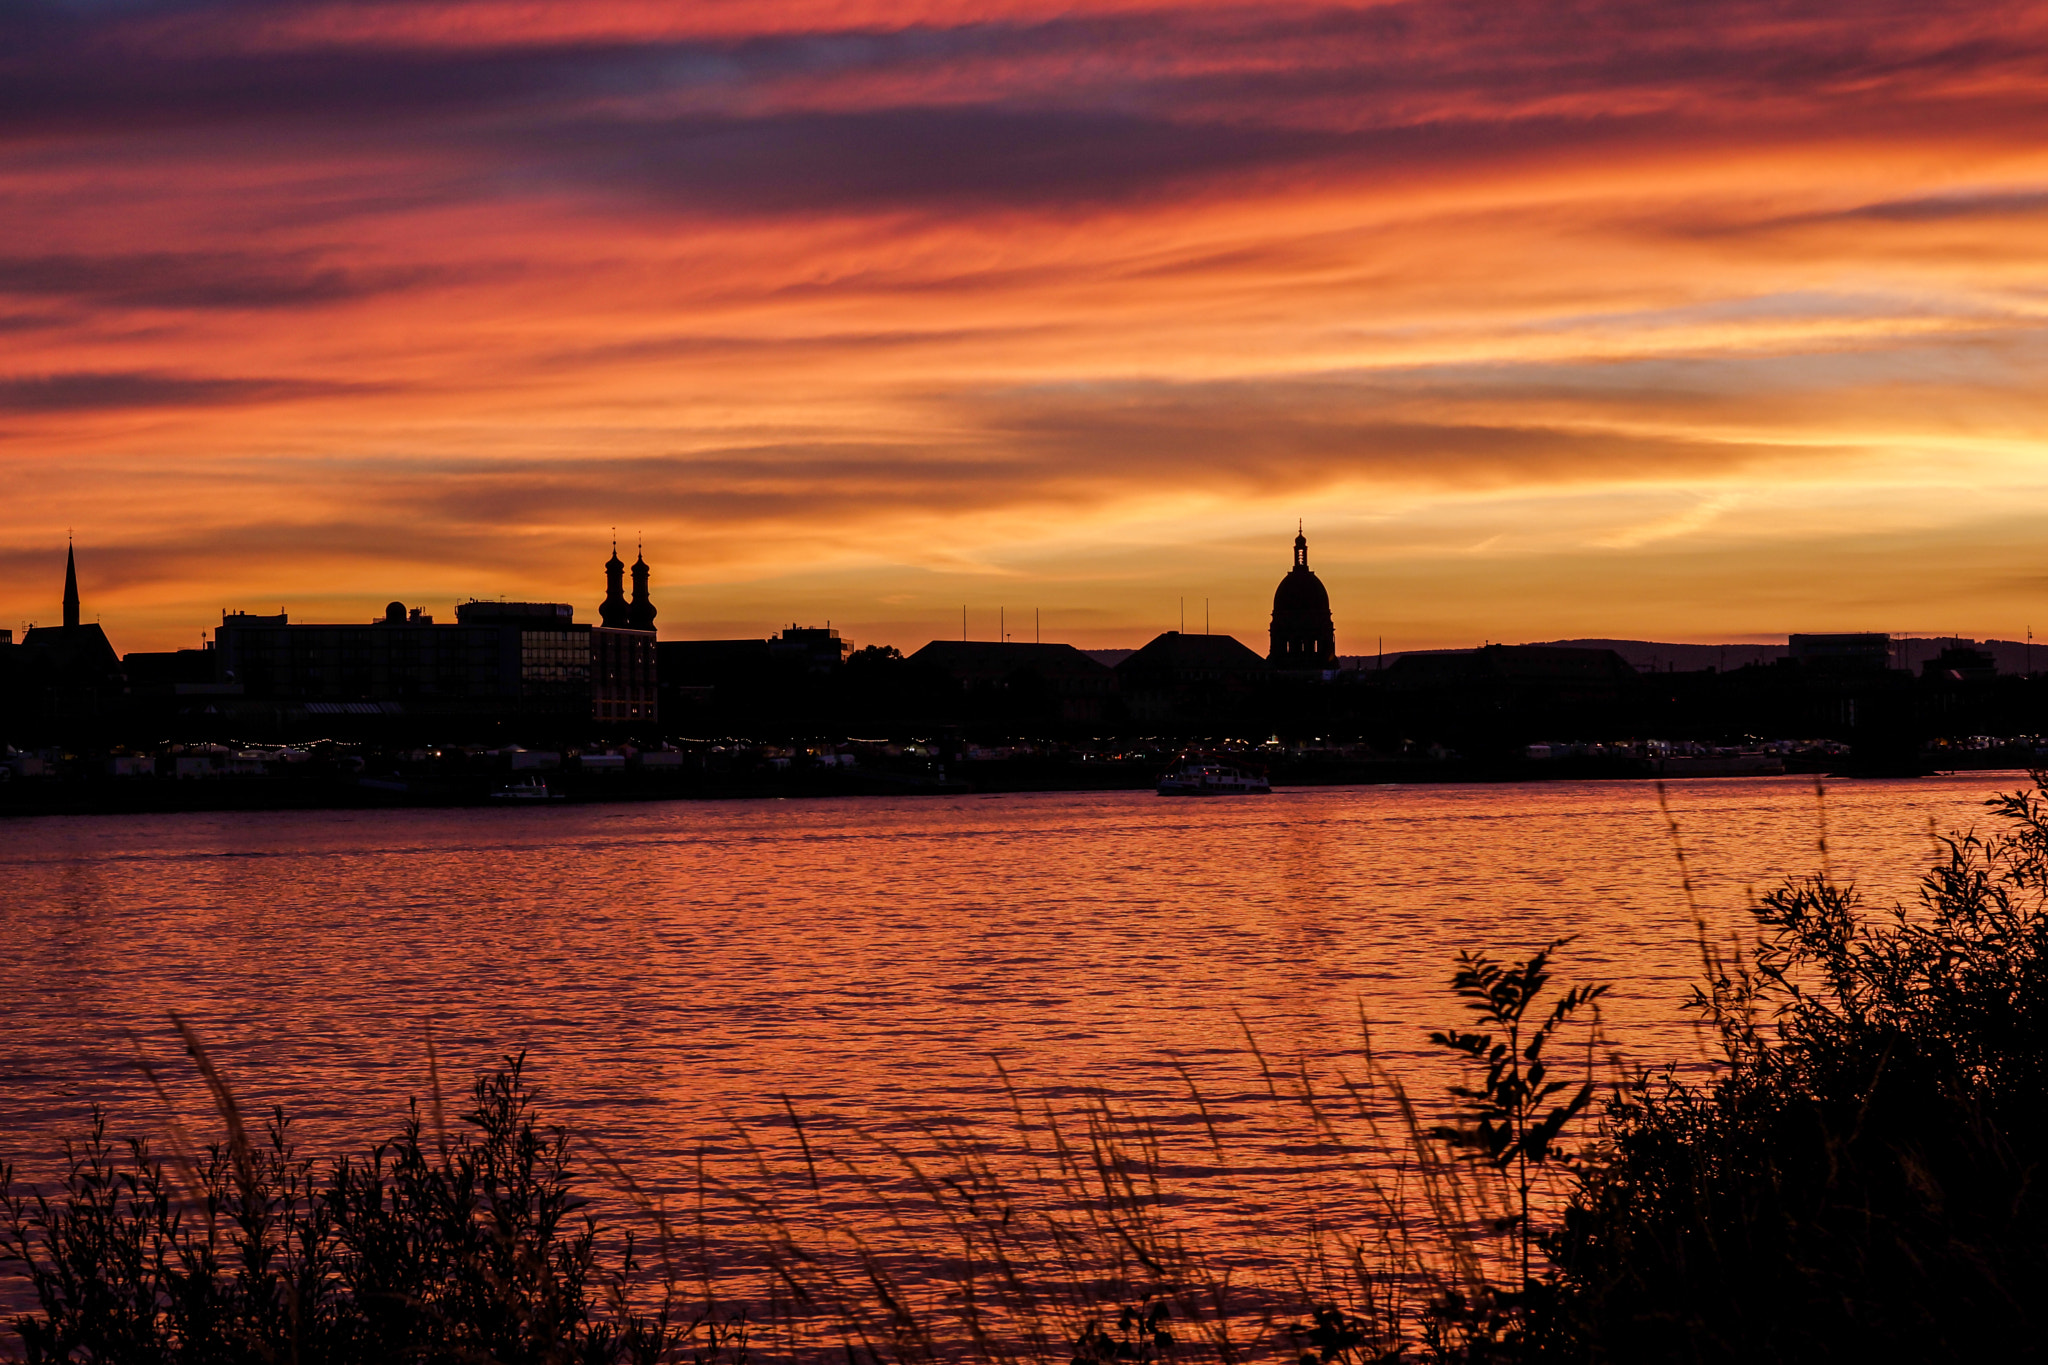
[
  {"left": 1, "top": 1054, "right": 704, "bottom": 1365},
  {"left": 1535, "top": 780, "right": 2048, "bottom": 1363}
]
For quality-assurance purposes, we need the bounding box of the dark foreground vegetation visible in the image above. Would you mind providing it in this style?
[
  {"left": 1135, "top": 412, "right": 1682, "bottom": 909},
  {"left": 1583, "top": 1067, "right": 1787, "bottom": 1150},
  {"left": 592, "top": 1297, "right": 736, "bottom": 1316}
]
[
  {"left": 0, "top": 1056, "right": 702, "bottom": 1365},
  {"left": 1534, "top": 782, "right": 2048, "bottom": 1363},
  {"left": 8, "top": 779, "right": 2048, "bottom": 1362}
]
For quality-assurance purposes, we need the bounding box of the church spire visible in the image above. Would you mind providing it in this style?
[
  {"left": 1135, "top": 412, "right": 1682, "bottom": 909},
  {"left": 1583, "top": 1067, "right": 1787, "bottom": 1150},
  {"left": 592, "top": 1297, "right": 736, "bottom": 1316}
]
[
  {"left": 62, "top": 536, "right": 79, "bottom": 629},
  {"left": 627, "top": 536, "right": 657, "bottom": 632},
  {"left": 1293, "top": 522, "right": 1308, "bottom": 571},
  {"left": 599, "top": 532, "right": 630, "bottom": 627}
]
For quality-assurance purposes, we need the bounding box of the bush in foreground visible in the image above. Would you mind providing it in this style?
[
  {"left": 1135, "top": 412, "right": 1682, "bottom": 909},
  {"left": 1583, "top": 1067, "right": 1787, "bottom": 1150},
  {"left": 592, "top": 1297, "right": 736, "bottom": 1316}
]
[
  {"left": 1531, "top": 781, "right": 2048, "bottom": 1363},
  {"left": 1, "top": 1055, "right": 707, "bottom": 1365}
]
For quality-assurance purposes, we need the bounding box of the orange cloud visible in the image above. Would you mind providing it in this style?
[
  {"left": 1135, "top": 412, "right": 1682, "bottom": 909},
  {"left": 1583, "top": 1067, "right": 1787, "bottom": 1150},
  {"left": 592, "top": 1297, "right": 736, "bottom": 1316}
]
[{"left": 6, "top": 0, "right": 2048, "bottom": 650}]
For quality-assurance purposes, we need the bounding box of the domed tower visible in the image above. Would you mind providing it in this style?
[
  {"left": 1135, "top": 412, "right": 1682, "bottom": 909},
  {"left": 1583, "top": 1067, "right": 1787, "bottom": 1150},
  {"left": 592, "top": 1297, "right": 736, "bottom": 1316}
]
[
  {"left": 628, "top": 539, "right": 657, "bottom": 632},
  {"left": 599, "top": 538, "right": 630, "bottom": 627},
  {"left": 1269, "top": 523, "right": 1335, "bottom": 667}
]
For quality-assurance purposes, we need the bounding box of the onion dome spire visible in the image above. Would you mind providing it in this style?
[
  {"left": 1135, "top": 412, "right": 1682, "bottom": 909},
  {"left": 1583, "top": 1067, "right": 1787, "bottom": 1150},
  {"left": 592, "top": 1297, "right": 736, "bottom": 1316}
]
[
  {"left": 599, "top": 533, "right": 630, "bottom": 627},
  {"left": 628, "top": 537, "right": 657, "bottom": 632}
]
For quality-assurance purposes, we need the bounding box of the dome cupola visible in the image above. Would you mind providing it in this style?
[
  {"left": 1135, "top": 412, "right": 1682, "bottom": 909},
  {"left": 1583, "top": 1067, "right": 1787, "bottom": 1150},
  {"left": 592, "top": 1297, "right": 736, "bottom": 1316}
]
[{"left": 1268, "top": 523, "right": 1335, "bottom": 667}]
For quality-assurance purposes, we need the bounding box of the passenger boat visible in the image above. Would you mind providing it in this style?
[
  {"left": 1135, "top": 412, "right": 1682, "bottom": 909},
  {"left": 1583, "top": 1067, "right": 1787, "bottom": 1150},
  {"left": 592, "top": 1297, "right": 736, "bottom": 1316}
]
[
  {"left": 490, "top": 776, "right": 563, "bottom": 801},
  {"left": 1656, "top": 752, "right": 1785, "bottom": 778},
  {"left": 1156, "top": 758, "right": 1271, "bottom": 796}
]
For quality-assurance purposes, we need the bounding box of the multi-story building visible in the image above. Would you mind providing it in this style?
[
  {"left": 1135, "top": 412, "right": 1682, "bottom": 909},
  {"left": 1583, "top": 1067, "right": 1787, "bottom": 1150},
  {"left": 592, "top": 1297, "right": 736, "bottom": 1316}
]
[
  {"left": 592, "top": 540, "right": 658, "bottom": 724},
  {"left": 1788, "top": 633, "right": 1893, "bottom": 674},
  {"left": 209, "top": 546, "right": 659, "bottom": 726}
]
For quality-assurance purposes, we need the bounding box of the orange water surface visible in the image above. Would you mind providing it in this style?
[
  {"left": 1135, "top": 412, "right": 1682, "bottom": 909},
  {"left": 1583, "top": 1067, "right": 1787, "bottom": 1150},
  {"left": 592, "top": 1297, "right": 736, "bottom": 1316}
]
[{"left": 0, "top": 774, "right": 2018, "bottom": 1266}]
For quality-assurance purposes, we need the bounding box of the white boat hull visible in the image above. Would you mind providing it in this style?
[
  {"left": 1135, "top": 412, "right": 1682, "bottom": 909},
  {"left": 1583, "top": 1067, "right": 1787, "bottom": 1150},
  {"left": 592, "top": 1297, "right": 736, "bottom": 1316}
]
[{"left": 1157, "top": 762, "right": 1271, "bottom": 795}]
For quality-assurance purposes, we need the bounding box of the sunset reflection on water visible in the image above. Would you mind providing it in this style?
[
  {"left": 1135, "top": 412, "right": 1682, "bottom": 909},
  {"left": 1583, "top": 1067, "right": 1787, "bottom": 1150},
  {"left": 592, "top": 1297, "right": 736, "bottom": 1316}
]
[{"left": 0, "top": 775, "right": 2009, "bottom": 1217}]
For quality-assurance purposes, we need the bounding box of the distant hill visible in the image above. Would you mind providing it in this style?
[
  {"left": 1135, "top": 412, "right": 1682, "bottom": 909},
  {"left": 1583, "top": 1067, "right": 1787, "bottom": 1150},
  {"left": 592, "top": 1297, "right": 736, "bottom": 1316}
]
[
  {"left": 1339, "top": 640, "right": 1783, "bottom": 673},
  {"left": 1902, "top": 637, "right": 2045, "bottom": 676},
  {"left": 1342, "top": 637, "right": 2048, "bottom": 675},
  {"left": 1522, "top": 639, "right": 1787, "bottom": 673}
]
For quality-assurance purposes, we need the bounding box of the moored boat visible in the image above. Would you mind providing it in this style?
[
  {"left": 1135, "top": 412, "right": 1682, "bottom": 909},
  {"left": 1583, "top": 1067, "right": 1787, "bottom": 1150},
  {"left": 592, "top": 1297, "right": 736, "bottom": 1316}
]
[
  {"left": 490, "top": 776, "right": 563, "bottom": 801},
  {"left": 1156, "top": 758, "right": 1271, "bottom": 796},
  {"left": 1657, "top": 752, "right": 1786, "bottom": 777}
]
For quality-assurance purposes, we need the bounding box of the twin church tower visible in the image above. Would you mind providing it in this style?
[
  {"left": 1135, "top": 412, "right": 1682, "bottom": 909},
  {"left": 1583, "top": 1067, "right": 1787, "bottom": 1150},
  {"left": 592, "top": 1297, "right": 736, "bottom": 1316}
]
[{"left": 599, "top": 540, "right": 657, "bottom": 631}]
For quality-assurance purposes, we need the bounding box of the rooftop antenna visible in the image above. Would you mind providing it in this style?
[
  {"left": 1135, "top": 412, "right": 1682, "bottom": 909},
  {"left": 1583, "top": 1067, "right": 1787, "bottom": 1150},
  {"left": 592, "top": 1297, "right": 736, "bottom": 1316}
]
[
  {"left": 1036, "top": 608, "right": 1040, "bottom": 644},
  {"left": 1205, "top": 598, "right": 1210, "bottom": 634}
]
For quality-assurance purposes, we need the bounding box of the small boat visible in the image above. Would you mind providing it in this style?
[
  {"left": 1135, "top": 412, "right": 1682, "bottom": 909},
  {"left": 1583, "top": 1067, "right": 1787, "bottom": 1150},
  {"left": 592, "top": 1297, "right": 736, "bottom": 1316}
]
[
  {"left": 1656, "top": 753, "right": 1785, "bottom": 778},
  {"left": 490, "top": 776, "right": 563, "bottom": 802},
  {"left": 1156, "top": 758, "right": 1271, "bottom": 796}
]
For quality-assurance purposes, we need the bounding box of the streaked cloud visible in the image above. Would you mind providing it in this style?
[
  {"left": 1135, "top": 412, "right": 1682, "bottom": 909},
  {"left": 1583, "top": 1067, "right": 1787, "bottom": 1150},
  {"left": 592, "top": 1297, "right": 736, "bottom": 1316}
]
[
  {"left": 5, "top": 0, "right": 2048, "bottom": 649},
  {"left": 0, "top": 251, "right": 439, "bottom": 310},
  {"left": 0, "top": 371, "right": 363, "bottom": 414}
]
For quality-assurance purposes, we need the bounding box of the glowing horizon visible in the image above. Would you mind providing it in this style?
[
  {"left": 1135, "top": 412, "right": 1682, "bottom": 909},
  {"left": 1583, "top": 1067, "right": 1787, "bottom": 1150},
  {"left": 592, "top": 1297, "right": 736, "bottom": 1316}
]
[{"left": 8, "top": 0, "right": 2048, "bottom": 654}]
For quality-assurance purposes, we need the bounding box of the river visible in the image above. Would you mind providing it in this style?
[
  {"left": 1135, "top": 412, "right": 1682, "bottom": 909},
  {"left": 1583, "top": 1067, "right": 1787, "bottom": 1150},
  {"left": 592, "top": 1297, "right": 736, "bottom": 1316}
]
[{"left": 0, "top": 773, "right": 2023, "bottom": 1341}]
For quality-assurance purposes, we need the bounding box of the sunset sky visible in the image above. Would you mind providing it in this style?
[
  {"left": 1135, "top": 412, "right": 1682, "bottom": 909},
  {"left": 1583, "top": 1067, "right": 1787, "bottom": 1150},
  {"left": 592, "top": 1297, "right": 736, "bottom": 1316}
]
[{"left": 8, "top": 0, "right": 2048, "bottom": 653}]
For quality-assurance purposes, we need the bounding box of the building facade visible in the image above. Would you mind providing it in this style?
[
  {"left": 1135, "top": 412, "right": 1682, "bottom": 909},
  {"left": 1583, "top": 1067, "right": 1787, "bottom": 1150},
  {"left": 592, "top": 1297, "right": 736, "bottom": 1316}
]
[
  {"left": 1115, "top": 631, "right": 1270, "bottom": 724},
  {"left": 214, "top": 601, "right": 578, "bottom": 717},
  {"left": 209, "top": 546, "right": 659, "bottom": 725},
  {"left": 592, "top": 625, "right": 658, "bottom": 724},
  {"left": 1788, "top": 633, "right": 1893, "bottom": 674},
  {"left": 907, "top": 640, "right": 1115, "bottom": 722}
]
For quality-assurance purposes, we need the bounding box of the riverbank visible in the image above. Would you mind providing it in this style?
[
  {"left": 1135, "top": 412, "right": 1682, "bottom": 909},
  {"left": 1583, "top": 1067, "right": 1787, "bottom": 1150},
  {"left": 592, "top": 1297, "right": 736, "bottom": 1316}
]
[{"left": 0, "top": 747, "right": 2032, "bottom": 816}]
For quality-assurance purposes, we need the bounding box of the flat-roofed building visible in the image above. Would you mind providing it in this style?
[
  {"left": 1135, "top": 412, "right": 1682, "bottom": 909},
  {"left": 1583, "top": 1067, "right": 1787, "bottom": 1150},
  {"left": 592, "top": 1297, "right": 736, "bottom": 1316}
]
[
  {"left": 1385, "top": 644, "right": 1639, "bottom": 704},
  {"left": 592, "top": 625, "right": 657, "bottom": 725},
  {"left": 210, "top": 546, "right": 663, "bottom": 727},
  {"left": 908, "top": 640, "right": 1115, "bottom": 722},
  {"left": 772, "top": 625, "right": 850, "bottom": 673},
  {"left": 1789, "top": 633, "right": 1892, "bottom": 674},
  {"left": 215, "top": 600, "right": 568, "bottom": 715}
]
